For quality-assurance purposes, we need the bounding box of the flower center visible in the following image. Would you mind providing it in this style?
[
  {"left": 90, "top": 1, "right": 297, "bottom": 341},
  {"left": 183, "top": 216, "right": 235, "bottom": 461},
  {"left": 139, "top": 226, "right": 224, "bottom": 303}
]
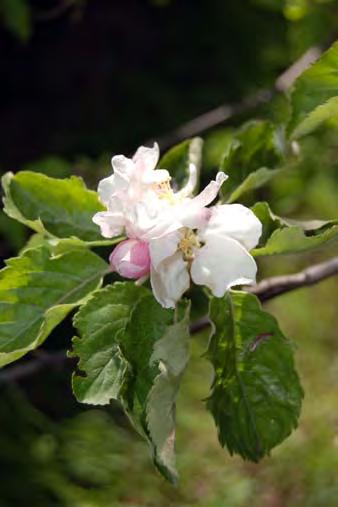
[
  {"left": 152, "top": 180, "right": 176, "bottom": 202},
  {"left": 178, "top": 228, "right": 200, "bottom": 261}
]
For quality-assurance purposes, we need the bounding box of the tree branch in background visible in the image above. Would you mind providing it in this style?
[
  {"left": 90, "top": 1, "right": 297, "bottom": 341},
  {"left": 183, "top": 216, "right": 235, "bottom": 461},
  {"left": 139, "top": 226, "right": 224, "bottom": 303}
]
[
  {"left": 0, "top": 350, "right": 71, "bottom": 384},
  {"left": 0, "top": 257, "right": 337, "bottom": 383},
  {"left": 151, "top": 46, "right": 321, "bottom": 152},
  {"left": 34, "top": 0, "right": 79, "bottom": 22},
  {"left": 190, "top": 257, "right": 338, "bottom": 334},
  {"left": 252, "top": 256, "right": 338, "bottom": 302}
]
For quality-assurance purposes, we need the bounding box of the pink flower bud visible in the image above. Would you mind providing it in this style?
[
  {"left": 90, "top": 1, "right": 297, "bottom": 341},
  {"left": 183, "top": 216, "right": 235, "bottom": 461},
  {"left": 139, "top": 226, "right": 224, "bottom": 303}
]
[{"left": 109, "top": 239, "right": 150, "bottom": 279}]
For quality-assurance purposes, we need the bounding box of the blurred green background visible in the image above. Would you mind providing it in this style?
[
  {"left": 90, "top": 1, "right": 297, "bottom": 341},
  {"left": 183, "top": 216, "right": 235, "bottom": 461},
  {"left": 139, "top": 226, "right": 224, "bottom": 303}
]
[{"left": 1, "top": 1, "right": 338, "bottom": 506}]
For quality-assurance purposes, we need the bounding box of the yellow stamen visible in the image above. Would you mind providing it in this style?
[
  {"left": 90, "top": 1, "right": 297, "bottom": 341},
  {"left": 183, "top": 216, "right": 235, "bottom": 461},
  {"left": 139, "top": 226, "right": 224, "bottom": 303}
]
[
  {"left": 153, "top": 180, "right": 175, "bottom": 202},
  {"left": 179, "top": 228, "right": 200, "bottom": 261}
]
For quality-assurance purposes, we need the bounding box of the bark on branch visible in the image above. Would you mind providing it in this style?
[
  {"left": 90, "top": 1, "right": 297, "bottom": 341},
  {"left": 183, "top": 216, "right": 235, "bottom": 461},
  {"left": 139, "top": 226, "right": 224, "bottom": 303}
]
[{"left": 189, "top": 257, "right": 338, "bottom": 334}]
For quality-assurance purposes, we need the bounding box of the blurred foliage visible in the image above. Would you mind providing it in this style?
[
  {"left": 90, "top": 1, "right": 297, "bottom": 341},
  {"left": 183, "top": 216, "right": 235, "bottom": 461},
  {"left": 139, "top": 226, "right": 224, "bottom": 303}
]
[
  {"left": 0, "top": 0, "right": 31, "bottom": 42},
  {"left": 1, "top": 0, "right": 338, "bottom": 504}
]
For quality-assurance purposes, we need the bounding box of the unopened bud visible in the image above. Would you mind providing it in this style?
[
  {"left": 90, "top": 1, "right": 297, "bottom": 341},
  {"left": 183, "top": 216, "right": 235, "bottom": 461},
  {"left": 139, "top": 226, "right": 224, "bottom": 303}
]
[{"left": 109, "top": 239, "right": 150, "bottom": 279}]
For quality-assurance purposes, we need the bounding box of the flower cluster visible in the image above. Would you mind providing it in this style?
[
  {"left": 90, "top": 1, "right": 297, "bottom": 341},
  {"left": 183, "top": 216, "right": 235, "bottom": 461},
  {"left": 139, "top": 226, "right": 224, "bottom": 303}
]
[{"left": 93, "top": 143, "right": 262, "bottom": 308}]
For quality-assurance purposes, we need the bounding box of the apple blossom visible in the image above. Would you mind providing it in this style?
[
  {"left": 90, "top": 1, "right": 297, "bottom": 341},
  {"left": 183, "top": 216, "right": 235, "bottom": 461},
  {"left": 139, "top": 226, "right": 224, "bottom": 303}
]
[
  {"left": 93, "top": 142, "right": 227, "bottom": 241},
  {"left": 93, "top": 142, "right": 171, "bottom": 238},
  {"left": 93, "top": 143, "right": 262, "bottom": 307},
  {"left": 149, "top": 204, "right": 262, "bottom": 307}
]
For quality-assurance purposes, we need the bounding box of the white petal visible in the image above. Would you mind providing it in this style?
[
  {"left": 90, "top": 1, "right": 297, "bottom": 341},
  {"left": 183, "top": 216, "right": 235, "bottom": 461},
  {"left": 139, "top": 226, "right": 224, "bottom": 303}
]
[
  {"left": 150, "top": 252, "right": 190, "bottom": 308},
  {"left": 202, "top": 204, "right": 262, "bottom": 250},
  {"left": 176, "top": 162, "right": 198, "bottom": 198},
  {"left": 132, "top": 142, "right": 159, "bottom": 172},
  {"left": 125, "top": 197, "right": 166, "bottom": 239},
  {"left": 190, "top": 171, "right": 227, "bottom": 208},
  {"left": 191, "top": 235, "right": 257, "bottom": 297},
  {"left": 149, "top": 232, "right": 181, "bottom": 270},
  {"left": 111, "top": 155, "right": 134, "bottom": 179},
  {"left": 178, "top": 199, "right": 211, "bottom": 230},
  {"left": 98, "top": 158, "right": 133, "bottom": 206},
  {"left": 142, "top": 169, "right": 171, "bottom": 184},
  {"left": 97, "top": 175, "right": 116, "bottom": 206},
  {"left": 92, "top": 211, "right": 125, "bottom": 238}
]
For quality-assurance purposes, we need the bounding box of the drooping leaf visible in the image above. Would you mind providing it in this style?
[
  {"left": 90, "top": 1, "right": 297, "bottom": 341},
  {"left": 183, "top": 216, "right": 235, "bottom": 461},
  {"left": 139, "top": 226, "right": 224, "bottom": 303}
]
[
  {"left": 207, "top": 290, "right": 303, "bottom": 461},
  {"left": 121, "top": 296, "right": 191, "bottom": 484},
  {"left": 2, "top": 171, "right": 105, "bottom": 242},
  {"left": 1, "top": 0, "right": 31, "bottom": 42},
  {"left": 288, "top": 42, "right": 338, "bottom": 138},
  {"left": 0, "top": 246, "right": 108, "bottom": 367},
  {"left": 252, "top": 201, "right": 338, "bottom": 255},
  {"left": 220, "top": 120, "right": 285, "bottom": 202},
  {"left": 71, "top": 283, "right": 148, "bottom": 405},
  {"left": 158, "top": 137, "right": 203, "bottom": 191}
]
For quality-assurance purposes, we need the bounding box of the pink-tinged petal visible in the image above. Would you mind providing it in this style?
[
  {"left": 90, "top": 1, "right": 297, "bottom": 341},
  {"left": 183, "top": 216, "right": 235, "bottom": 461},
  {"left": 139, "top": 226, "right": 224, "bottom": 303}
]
[
  {"left": 109, "top": 239, "right": 150, "bottom": 279},
  {"left": 133, "top": 142, "right": 160, "bottom": 173},
  {"left": 93, "top": 211, "right": 125, "bottom": 238},
  {"left": 202, "top": 204, "right": 262, "bottom": 250},
  {"left": 149, "top": 231, "right": 181, "bottom": 270},
  {"left": 191, "top": 235, "right": 257, "bottom": 297},
  {"left": 111, "top": 155, "right": 135, "bottom": 179},
  {"left": 191, "top": 172, "right": 227, "bottom": 208},
  {"left": 179, "top": 200, "right": 212, "bottom": 230},
  {"left": 150, "top": 252, "right": 190, "bottom": 308}
]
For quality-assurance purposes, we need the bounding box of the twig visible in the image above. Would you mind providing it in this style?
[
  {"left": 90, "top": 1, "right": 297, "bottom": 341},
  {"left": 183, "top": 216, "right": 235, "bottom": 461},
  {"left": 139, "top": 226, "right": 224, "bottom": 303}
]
[
  {"left": 0, "top": 350, "right": 70, "bottom": 383},
  {"left": 189, "top": 257, "right": 338, "bottom": 334},
  {"left": 150, "top": 46, "right": 322, "bottom": 152},
  {"left": 34, "top": 0, "right": 77, "bottom": 22},
  {"left": 251, "top": 256, "right": 338, "bottom": 302}
]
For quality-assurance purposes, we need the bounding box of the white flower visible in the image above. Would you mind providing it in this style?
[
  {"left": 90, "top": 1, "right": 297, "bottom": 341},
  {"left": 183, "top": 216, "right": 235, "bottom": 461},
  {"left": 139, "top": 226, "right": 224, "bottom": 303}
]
[
  {"left": 93, "top": 143, "right": 167, "bottom": 238},
  {"left": 93, "top": 142, "right": 262, "bottom": 309},
  {"left": 93, "top": 143, "right": 227, "bottom": 241},
  {"left": 149, "top": 204, "right": 262, "bottom": 308}
]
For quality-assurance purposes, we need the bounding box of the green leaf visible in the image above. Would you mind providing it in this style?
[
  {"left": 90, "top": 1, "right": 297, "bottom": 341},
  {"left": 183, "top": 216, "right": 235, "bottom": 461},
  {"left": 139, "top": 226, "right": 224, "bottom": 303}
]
[
  {"left": 251, "top": 201, "right": 289, "bottom": 245},
  {"left": 158, "top": 137, "right": 203, "bottom": 191},
  {"left": 202, "top": 128, "right": 234, "bottom": 173},
  {"left": 122, "top": 296, "right": 191, "bottom": 483},
  {"left": 71, "top": 283, "right": 148, "bottom": 405},
  {"left": 2, "top": 171, "right": 105, "bottom": 242},
  {"left": 1, "top": 0, "right": 31, "bottom": 42},
  {"left": 220, "top": 121, "right": 285, "bottom": 202},
  {"left": 289, "top": 42, "right": 338, "bottom": 139},
  {"left": 207, "top": 290, "right": 303, "bottom": 461},
  {"left": 0, "top": 246, "right": 108, "bottom": 367},
  {"left": 20, "top": 234, "right": 121, "bottom": 257},
  {"left": 252, "top": 202, "right": 338, "bottom": 255}
]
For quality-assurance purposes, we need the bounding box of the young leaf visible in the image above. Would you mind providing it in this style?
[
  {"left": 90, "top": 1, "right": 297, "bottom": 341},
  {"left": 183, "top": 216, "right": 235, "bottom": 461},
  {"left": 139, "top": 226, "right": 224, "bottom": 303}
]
[
  {"left": 207, "top": 291, "right": 303, "bottom": 461},
  {"left": 289, "top": 42, "right": 338, "bottom": 139},
  {"left": 0, "top": 246, "right": 108, "bottom": 367},
  {"left": 220, "top": 121, "right": 285, "bottom": 202},
  {"left": 158, "top": 137, "right": 203, "bottom": 191},
  {"left": 252, "top": 202, "right": 338, "bottom": 256},
  {"left": 121, "top": 296, "right": 191, "bottom": 484},
  {"left": 71, "top": 283, "right": 148, "bottom": 405},
  {"left": 2, "top": 171, "right": 104, "bottom": 242}
]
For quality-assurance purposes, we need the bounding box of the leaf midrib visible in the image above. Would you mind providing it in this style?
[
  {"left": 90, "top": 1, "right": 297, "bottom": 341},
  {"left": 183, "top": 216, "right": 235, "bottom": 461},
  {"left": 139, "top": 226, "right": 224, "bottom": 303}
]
[
  {"left": 1, "top": 267, "right": 107, "bottom": 351},
  {"left": 227, "top": 293, "right": 263, "bottom": 457}
]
